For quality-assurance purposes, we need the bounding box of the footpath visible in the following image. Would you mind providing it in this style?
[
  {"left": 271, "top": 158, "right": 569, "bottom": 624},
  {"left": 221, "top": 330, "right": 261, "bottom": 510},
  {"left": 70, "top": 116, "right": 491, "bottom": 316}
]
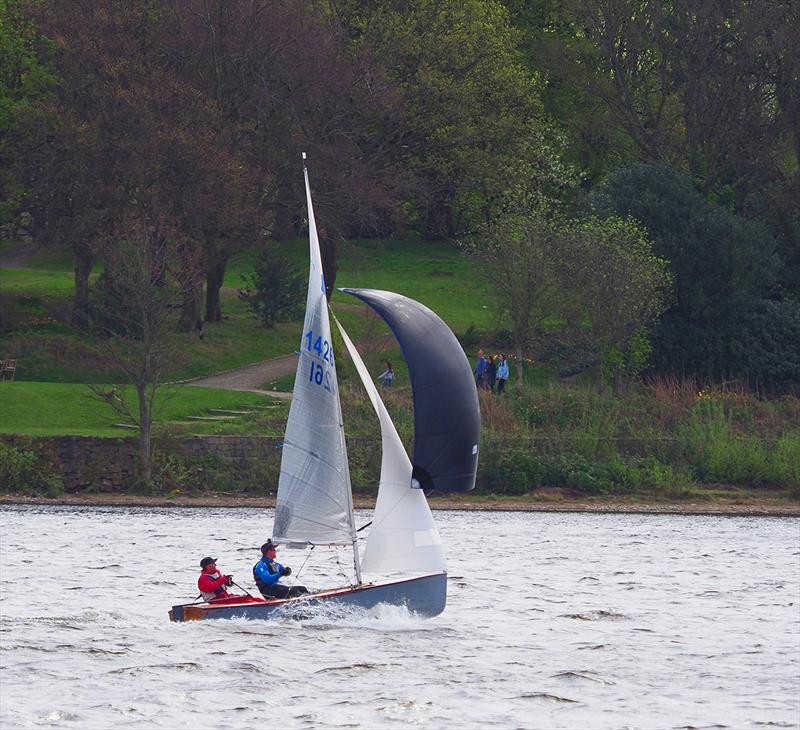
[{"left": 185, "top": 356, "right": 297, "bottom": 399}]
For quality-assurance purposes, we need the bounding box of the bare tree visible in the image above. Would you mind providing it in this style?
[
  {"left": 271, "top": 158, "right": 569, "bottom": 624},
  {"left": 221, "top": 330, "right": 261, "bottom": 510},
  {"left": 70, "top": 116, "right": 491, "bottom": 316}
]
[{"left": 86, "top": 220, "right": 202, "bottom": 485}]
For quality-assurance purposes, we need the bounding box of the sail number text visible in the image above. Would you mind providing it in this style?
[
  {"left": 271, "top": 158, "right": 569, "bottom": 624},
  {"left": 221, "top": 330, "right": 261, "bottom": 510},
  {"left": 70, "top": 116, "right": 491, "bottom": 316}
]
[{"left": 305, "top": 329, "right": 334, "bottom": 393}]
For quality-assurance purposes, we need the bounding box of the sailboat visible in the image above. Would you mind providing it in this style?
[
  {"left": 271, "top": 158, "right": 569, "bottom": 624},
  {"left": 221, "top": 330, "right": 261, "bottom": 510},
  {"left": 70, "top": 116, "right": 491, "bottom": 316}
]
[{"left": 169, "top": 157, "right": 480, "bottom": 622}]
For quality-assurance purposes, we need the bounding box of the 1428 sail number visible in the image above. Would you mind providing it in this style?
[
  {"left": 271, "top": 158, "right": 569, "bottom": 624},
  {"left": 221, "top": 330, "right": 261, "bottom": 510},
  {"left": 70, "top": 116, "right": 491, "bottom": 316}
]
[{"left": 305, "top": 329, "right": 334, "bottom": 392}]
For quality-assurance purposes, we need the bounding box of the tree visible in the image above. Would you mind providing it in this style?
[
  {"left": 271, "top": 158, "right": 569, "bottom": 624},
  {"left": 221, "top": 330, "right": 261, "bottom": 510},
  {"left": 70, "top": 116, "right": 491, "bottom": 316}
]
[
  {"left": 87, "top": 221, "right": 202, "bottom": 485},
  {"left": 467, "top": 200, "right": 566, "bottom": 383},
  {"left": 565, "top": 216, "right": 672, "bottom": 386},
  {"left": 473, "top": 192, "right": 670, "bottom": 386},
  {"left": 504, "top": 0, "right": 799, "bottom": 261},
  {"left": 10, "top": 1, "right": 266, "bottom": 328},
  {"left": 0, "top": 0, "right": 55, "bottom": 224},
  {"left": 164, "top": 0, "right": 413, "bottom": 302},
  {"left": 595, "top": 162, "right": 799, "bottom": 388},
  {"left": 332, "top": 0, "right": 554, "bottom": 239},
  {"left": 238, "top": 248, "right": 304, "bottom": 327}
]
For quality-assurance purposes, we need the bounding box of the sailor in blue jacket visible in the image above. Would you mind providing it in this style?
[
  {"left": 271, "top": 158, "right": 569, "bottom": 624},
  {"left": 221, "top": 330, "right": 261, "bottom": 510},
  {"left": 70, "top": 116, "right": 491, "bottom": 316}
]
[{"left": 253, "top": 540, "right": 309, "bottom": 599}]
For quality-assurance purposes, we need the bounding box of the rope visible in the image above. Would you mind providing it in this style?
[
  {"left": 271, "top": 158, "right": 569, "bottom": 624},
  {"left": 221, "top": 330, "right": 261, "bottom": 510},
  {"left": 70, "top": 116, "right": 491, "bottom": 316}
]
[
  {"left": 332, "top": 545, "right": 356, "bottom": 588},
  {"left": 292, "top": 544, "right": 315, "bottom": 584}
]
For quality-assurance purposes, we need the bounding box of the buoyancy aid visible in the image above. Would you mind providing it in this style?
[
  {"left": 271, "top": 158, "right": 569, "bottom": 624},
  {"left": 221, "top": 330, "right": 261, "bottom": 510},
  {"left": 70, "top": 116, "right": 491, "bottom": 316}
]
[
  {"left": 198, "top": 570, "right": 230, "bottom": 601},
  {"left": 253, "top": 557, "right": 283, "bottom": 594}
]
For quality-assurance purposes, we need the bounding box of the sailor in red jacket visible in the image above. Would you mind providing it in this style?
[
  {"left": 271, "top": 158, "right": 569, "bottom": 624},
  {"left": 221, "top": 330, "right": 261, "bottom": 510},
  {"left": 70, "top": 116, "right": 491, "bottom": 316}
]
[{"left": 197, "top": 556, "right": 233, "bottom": 601}]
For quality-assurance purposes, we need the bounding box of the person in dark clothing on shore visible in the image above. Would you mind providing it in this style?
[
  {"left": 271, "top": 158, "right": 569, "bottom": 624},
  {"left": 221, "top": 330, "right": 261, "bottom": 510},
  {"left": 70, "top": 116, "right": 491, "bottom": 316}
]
[
  {"left": 474, "top": 350, "right": 487, "bottom": 388},
  {"left": 253, "top": 540, "right": 309, "bottom": 599},
  {"left": 486, "top": 355, "right": 497, "bottom": 392}
]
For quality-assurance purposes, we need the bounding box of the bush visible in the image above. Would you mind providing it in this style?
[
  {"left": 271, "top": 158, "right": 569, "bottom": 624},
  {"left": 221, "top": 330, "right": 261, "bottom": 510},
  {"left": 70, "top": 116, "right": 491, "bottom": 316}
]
[
  {"left": 0, "top": 443, "right": 63, "bottom": 495},
  {"left": 491, "top": 449, "right": 545, "bottom": 494},
  {"left": 239, "top": 248, "right": 304, "bottom": 327},
  {"left": 594, "top": 162, "right": 798, "bottom": 389},
  {"left": 679, "top": 399, "right": 799, "bottom": 487}
]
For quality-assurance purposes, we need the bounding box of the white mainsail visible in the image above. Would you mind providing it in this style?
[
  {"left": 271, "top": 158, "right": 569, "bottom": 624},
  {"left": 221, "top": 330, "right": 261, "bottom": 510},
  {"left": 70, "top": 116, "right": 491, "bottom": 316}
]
[
  {"left": 272, "top": 161, "right": 357, "bottom": 547},
  {"left": 335, "top": 318, "right": 446, "bottom": 576}
]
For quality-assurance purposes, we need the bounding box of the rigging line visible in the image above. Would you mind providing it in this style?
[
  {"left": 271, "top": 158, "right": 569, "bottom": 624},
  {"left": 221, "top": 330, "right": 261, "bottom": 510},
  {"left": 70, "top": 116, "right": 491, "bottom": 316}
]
[
  {"left": 368, "top": 486, "right": 422, "bottom": 532},
  {"left": 294, "top": 544, "right": 316, "bottom": 582},
  {"left": 332, "top": 545, "right": 356, "bottom": 589}
]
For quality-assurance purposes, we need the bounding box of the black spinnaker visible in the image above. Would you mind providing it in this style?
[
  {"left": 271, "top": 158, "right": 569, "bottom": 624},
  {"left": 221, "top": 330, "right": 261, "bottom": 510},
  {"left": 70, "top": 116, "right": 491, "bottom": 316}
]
[{"left": 341, "top": 288, "right": 480, "bottom": 492}]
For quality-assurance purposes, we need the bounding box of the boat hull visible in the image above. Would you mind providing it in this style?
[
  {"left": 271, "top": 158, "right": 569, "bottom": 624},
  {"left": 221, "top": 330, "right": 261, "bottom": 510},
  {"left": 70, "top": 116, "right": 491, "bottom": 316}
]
[{"left": 169, "top": 572, "right": 447, "bottom": 622}]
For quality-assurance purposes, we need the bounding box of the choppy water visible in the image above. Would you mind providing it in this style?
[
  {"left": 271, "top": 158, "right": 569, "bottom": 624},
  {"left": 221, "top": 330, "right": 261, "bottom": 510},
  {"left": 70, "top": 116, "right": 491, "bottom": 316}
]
[{"left": 0, "top": 506, "right": 798, "bottom": 729}]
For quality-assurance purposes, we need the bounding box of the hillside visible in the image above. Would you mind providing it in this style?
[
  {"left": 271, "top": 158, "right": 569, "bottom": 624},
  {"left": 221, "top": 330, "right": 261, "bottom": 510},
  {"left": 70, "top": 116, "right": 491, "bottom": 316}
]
[{"left": 1, "top": 239, "right": 798, "bottom": 502}]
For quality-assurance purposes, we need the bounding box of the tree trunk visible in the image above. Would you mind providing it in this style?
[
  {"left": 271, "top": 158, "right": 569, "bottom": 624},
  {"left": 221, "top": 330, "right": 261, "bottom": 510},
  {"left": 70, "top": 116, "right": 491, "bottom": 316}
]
[
  {"left": 515, "top": 344, "right": 524, "bottom": 385},
  {"left": 272, "top": 201, "right": 299, "bottom": 240},
  {"left": 137, "top": 383, "right": 152, "bottom": 485},
  {"left": 205, "top": 257, "right": 227, "bottom": 322},
  {"left": 71, "top": 248, "right": 96, "bottom": 327},
  {"left": 178, "top": 283, "right": 204, "bottom": 333}
]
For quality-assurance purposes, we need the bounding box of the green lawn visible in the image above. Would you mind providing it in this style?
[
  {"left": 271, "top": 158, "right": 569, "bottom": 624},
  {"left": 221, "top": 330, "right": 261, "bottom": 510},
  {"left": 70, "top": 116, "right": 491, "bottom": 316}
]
[
  {"left": 0, "top": 381, "right": 282, "bottom": 436},
  {"left": 0, "top": 268, "right": 90, "bottom": 296},
  {"left": 1, "top": 237, "right": 506, "bottom": 384}
]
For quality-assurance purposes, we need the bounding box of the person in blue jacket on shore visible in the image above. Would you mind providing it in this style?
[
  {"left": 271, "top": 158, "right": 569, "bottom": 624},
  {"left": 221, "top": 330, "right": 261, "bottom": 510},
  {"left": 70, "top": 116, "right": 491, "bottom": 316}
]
[{"left": 253, "top": 540, "right": 308, "bottom": 599}]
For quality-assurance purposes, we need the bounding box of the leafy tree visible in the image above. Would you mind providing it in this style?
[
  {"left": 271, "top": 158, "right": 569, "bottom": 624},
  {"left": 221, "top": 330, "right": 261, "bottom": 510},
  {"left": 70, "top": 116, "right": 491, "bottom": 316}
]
[
  {"left": 8, "top": 0, "right": 257, "bottom": 329},
  {"left": 0, "top": 0, "right": 55, "bottom": 224},
  {"left": 472, "top": 197, "right": 670, "bottom": 385},
  {"left": 239, "top": 248, "right": 305, "bottom": 328},
  {"left": 333, "top": 0, "right": 558, "bottom": 238},
  {"left": 504, "top": 0, "right": 799, "bottom": 263},
  {"left": 165, "top": 0, "right": 413, "bottom": 302},
  {"left": 595, "top": 162, "right": 799, "bottom": 388},
  {"left": 564, "top": 215, "right": 672, "bottom": 386},
  {"left": 467, "top": 200, "right": 566, "bottom": 382}
]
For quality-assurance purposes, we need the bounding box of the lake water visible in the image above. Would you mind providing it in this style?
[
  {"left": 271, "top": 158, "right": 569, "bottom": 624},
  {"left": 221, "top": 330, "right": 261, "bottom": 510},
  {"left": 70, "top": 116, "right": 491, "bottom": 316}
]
[{"left": 0, "top": 506, "right": 798, "bottom": 729}]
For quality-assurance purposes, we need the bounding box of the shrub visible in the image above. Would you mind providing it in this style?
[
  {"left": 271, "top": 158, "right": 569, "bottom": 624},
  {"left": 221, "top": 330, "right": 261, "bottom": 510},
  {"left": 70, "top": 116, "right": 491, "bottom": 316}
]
[
  {"left": 239, "top": 248, "right": 304, "bottom": 327},
  {"left": 0, "top": 443, "right": 63, "bottom": 495}
]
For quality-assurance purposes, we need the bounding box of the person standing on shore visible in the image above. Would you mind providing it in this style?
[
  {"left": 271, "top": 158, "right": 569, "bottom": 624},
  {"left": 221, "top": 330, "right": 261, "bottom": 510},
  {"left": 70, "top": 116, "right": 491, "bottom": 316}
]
[
  {"left": 486, "top": 355, "right": 497, "bottom": 393},
  {"left": 496, "top": 353, "right": 509, "bottom": 394},
  {"left": 377, "top": 361, "right": 394, "bottom": 387},
  {"left": 474, "top": 350, "right": 487, "bottom": 388}
]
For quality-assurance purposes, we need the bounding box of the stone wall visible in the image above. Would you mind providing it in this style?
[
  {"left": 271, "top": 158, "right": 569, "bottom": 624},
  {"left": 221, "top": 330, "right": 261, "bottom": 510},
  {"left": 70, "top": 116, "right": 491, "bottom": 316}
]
[{"left": 0, "top": 434, "right": 283, "bottom": 490}]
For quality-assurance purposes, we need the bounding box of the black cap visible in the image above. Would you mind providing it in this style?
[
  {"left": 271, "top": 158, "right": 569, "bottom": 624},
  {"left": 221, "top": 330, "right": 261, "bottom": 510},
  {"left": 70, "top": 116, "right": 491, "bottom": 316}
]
[
  {"left": 261, "top": 540, "right": 277, "bottom": 553},
  {"left": 200, "top": 556, "right": 217, "bottom": 569}
]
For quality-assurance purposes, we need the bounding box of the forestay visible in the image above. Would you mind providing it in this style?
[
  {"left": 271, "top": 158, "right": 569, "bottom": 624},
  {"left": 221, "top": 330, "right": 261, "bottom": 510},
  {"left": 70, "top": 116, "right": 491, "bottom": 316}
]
[
  {"left": 334, "top": 317, "right": 446, "bottom": 576},
  {"left": 272, "top": 165, "right": 356, "bottom": 546}
]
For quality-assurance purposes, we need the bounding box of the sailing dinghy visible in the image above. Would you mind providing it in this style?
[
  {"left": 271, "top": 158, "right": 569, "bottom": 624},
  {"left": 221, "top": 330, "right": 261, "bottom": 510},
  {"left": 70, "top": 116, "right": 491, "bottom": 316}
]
[{"left": 169, "top": 158, "right": 479, "bottom": 622}]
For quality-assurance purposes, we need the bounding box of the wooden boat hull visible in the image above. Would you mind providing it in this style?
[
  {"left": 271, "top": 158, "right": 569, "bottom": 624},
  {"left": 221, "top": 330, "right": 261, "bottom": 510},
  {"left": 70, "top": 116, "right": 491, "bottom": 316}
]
[{"left": 169, "top": 572, "right": 447, "bottom": 622}]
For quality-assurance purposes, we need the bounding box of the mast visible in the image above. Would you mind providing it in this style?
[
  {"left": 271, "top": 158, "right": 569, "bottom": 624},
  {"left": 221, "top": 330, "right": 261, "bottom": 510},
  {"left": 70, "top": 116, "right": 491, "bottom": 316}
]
[{"left": 302, "top": 153, "right": 362, "bottom": 586}]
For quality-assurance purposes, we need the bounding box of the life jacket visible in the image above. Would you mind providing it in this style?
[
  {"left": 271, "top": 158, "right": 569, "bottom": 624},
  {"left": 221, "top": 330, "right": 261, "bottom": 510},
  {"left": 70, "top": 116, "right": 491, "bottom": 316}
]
[
  {"left": 199, "top": 570, "right": 228, "bottom": 601},
  {"left": 253, "top": 557, "right": 280, "bottom": 594}
]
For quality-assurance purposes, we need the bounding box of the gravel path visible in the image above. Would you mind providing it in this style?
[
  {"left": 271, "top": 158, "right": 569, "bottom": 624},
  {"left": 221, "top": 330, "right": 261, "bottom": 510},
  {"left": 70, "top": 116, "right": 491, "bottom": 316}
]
[
  {"left": 185, "top": 354, "right": 298, "bottom": 399},
  {"left": 186, "top": 332, "right": 395, "bottom": 399}
]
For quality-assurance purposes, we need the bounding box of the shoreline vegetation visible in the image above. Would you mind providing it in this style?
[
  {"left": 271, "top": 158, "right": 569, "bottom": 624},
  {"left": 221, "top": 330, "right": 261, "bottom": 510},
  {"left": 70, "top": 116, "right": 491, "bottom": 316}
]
[{"left": 2, "top": 489, "right": 798, "bottom": 517}]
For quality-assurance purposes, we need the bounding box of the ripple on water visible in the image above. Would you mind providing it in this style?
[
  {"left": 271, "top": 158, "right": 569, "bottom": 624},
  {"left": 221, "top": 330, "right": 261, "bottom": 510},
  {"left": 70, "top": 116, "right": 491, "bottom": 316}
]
[
  {"left": 559, "top": 610, "right": 628, "bottom": 621},
  {"left": 552, "top": 670, "right": 617, "bottom": 685},
  {"left": 107, "top": 662, "right": 203, "bottom": 675},
  {"left": 516, "top": 692, "right": 579, "bottom": 703}
]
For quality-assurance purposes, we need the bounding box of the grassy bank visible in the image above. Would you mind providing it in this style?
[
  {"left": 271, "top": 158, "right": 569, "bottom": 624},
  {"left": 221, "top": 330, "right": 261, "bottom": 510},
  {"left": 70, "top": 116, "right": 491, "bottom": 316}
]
[
  {"left": 0, "top": 382, "right": 283, "bottom": 437},
  {"left": 2, "top": 240, "right": 799, "bottom": 502},
  {"left": 0, "top": 238, "right": 499, "bottom": 383}
]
